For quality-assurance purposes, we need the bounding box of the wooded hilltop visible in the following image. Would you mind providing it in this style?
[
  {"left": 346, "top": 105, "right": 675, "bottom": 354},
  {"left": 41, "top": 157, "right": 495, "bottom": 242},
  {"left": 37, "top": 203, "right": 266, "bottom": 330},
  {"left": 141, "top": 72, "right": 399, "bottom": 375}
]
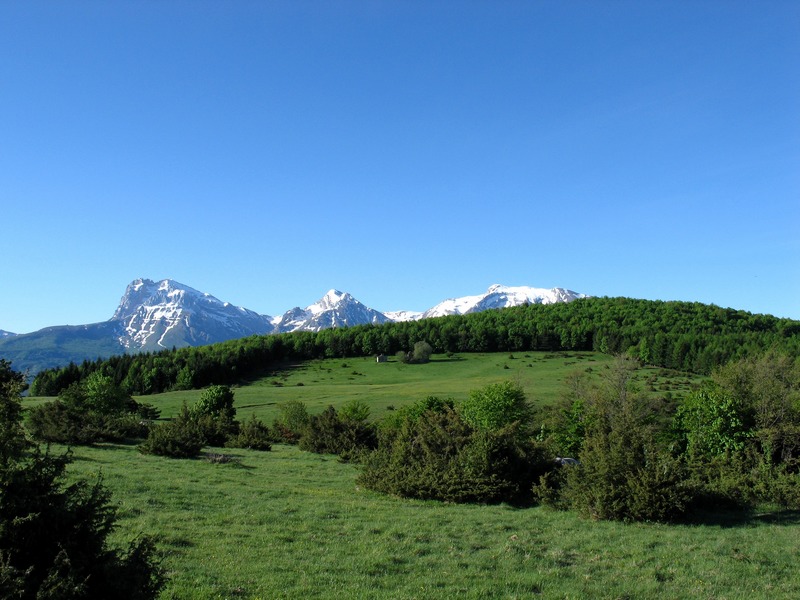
[{"left": 31, "top": 296, "right": 800, "bottom": 397}]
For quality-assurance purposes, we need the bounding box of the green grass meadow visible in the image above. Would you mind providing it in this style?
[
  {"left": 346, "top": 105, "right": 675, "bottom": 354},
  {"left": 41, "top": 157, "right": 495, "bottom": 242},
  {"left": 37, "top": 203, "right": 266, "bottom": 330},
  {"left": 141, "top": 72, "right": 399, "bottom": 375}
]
[
  {"left": 68, "top": 442, "right": 800, "bottom": 600},
  {"left": 129, "top": 352, "right": 699, "bottom": 423},
  {"left": 38, "top": 352, "right": 790, "bottom": 599}
]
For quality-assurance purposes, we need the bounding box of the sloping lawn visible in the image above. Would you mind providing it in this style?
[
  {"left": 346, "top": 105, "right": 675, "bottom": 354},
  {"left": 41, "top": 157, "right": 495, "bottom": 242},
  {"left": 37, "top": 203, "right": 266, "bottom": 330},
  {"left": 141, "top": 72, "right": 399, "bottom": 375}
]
[{"left": 65, "top": 442, "right": 800, "bottom": 600}]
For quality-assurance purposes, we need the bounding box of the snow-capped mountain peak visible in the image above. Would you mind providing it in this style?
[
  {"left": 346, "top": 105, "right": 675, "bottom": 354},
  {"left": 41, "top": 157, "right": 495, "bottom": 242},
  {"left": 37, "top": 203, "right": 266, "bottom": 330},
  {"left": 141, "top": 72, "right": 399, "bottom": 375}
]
[
  {"left": 112, "top": 278, "right": 274, "bottom": 351},
  {"left": 309, "top": 289, "right": 350, "bottom": 314},
  {"left": 0, "top": 279, "right": 590, "bottom": 374},
  {"left": 414, "top": 284, "right": 587, "bottom": 320},
  {"left": 112, "top": 280, "right": 587, "bottom": 343},
  {"left": 272, "top": 289, "right": 389, "bottom": 333}
]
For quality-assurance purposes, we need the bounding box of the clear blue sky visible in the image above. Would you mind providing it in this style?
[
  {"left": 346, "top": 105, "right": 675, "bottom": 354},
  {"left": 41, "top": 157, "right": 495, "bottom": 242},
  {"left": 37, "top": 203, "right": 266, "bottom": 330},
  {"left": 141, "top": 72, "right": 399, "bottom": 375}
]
[{"left": 1, "top": 1, "right": 798, "bottom": 334}]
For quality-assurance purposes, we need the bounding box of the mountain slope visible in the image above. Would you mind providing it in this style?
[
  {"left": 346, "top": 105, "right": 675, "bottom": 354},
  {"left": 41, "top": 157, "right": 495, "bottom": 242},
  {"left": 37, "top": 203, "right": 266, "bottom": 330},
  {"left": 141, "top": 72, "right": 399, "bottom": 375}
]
[
  {"left": 0, "top": 278, "right": 277, "bottom": 373},
  {"left": 114, "top": 279, "right": 274, "bottom": 351},
  {"left": 0, "top": 322, "right": 125, "bottom": 375}
]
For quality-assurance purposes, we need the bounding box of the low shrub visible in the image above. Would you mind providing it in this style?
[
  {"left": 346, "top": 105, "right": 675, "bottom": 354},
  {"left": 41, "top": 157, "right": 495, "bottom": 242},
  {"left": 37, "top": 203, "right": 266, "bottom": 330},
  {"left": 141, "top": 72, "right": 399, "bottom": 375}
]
[
  {"left": 531, "top": 466, "right": 569, "bottom": 510},
  {"left": 195, "top": 413, "right": 239, "bottom": 447},
  {"left": 458, "top": 381, "right": 533, "bottom": 441},
  {"left": 134, "top": 401, "right": 161, "bottom": 421},
  {"left": 556, "top": 404, "right": 695, "bottom": 522},
  {"left": 1, "top": 359, "right": 165, "bottom": 599},
  {"left": 536, "top": 357, "right": 697, "bottom": 522},
  {"left": 190, "top": 385, "right": 235, "bottom": 421},
  {"left": 359, "top": 405, "right": 547, "bottom": 504},
  {"left": 226, "top": 414, "right": 272, "bottom": 451},
  {"left": 138, "top": 406, "right": 205, "bottom": 459},
  {"left": 26, "top": 375, "right": 156, "bottom": 445},
  {"left": 685, "top": 449, "right": 800, "bottom": 510},
  {"left": 0, "top": 448, "right": 166, "bottom": 599},
  {"left": 299, "top": 405, "right": 376, "bottom": 460},
  {"left": 27, "top": 402, "right": 150, "bottom": 445},
  {"left": 271, "top": 400, "right": 310, "bottom": 444}
]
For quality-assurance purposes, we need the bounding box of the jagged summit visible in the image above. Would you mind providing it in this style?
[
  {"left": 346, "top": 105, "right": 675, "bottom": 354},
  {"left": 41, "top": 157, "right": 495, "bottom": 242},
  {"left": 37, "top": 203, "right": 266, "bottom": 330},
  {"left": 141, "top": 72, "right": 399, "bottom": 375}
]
[
  {"left": 112, "top": 278, "right": 274, "bottom": 351},
  {"left": 114, "top": 278, "right": 202, "bottom": 322},
  {"left": 272, "top": 289, "right": 390, "bottom": 333},
  {"left": 310, "top": 289, "right": 350, "bottom": 314}
]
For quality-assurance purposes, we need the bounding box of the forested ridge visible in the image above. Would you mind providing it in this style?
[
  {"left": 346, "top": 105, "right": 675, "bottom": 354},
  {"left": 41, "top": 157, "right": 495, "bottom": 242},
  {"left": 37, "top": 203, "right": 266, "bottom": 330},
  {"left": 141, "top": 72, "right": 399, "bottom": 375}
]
[{"left": 31, "top": 296, "right": 800, "bottom": 396}]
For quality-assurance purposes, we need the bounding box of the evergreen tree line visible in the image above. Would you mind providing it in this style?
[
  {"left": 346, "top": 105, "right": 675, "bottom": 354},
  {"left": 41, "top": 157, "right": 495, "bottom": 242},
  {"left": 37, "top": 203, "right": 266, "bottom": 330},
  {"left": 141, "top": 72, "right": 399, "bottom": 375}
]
[{"left": 31, "top": 297, "right": 800, "bottom": 396}]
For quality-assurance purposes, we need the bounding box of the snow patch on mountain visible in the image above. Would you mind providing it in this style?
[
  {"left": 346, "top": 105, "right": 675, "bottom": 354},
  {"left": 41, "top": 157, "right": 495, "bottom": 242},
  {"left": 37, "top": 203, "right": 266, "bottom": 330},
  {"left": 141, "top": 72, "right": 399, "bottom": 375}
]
[
  {"left": 113, "top": 281, "right": 587, "bottom": 341},
  {"left": 420, "top": 284, "right": 587, "bottom": 319},
  {"left": 273, "top": 289, "right": 391, "bottom": 333},
  {"left": 112, "top": 278, "right": 274, "bottom": 350},
  {"left": 383, "top": 310, "right": 424, "bottom": 322}
]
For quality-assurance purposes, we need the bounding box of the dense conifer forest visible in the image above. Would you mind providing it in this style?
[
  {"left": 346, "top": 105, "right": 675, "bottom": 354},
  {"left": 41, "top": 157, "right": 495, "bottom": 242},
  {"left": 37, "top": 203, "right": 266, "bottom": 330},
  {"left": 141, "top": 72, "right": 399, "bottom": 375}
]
[{"left": 31, "top": 297, "right": 800, "bottom": 397}]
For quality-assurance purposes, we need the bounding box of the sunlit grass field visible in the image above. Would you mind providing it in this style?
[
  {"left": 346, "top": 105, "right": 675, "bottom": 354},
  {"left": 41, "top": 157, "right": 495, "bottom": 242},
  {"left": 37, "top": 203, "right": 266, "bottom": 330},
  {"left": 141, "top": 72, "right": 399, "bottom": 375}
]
[
  {"left": 124, "top": 351, "right": 699, "bottom": 423},
  {"left": 35, "top": 351, "right": 771, "bottom": 600},
  {"left": 68, "top": 442, "right": 800, "bottom": 600}
]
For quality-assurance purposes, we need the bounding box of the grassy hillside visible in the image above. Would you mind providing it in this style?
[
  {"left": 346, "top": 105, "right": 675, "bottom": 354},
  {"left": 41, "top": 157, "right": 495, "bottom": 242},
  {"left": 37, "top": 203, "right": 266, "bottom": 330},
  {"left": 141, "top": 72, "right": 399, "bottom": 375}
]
[
  {"left": 65, "top": 441, "right": 800, "bottom": 599},
  {"left": 30, "top": 295, "right": 800, "bottom": 397},
  {"left": 117, "top": 352, "right": 700, "bottom": 424},
  {"left": 29, "top": 352, "right": 797, "bottom": 598}
]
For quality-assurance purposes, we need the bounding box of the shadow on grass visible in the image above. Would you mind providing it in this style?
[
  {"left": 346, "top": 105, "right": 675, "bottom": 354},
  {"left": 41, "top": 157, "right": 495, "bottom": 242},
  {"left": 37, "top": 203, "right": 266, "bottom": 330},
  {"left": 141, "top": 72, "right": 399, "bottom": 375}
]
[
  {"left": 202, "top": 451, "right": 259, "bottom": 470},
  {"left": 236, "top": 401, "right": 277, "bottom": 409},
  {"left": 683, "top": 508, "right": 800, "bottom": 528},
  {"left": 93, "top": 440, "right": 145, "bottom": 449},
  {"left": 239, "top": 360, "right": 309, "bottom": 384}
]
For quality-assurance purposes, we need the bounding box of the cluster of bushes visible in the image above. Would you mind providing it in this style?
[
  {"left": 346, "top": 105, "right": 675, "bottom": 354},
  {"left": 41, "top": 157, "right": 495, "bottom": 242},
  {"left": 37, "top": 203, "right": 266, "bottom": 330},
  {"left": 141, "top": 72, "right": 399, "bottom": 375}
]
[
  {"left": 138, "top": 385, "right": 273, "bottom": 458},
  {"left": 236, "top": 383, "right": 548, "bottom": 505},
  {"left": 299, "top": 400, "right": 377, "bottom": 460},
  {"left": 25, "top": 377, "right": 276, "bottom": 461},
  {"left": 23, "top": 347, "right": 800, "bottom": 525},
  {"left": 0, "top": 359, "right": 164, "bottom": 599},
  {"left": 134, "top": 350, "right": 798, "bottom": 521},
  {"left": 358, "top": 387, "right": 550, "bottom": 504},
  {"left": 534, "top": 351, "right": 800, "bottom": 521},
  {"left": 136, "top": 391, "right": 380, "bottom": 462},
  {"left": 254, "top": 398, "right": 377, "bottom": 462},
  {"left": 27, "top": 372, "right": 160, "bottom": 445},
  {"left": 396, "top": 341, "right": 434, "bottom": 364},
  {"left": 312, "top": 351, "right": 797, "bottom": 521}
]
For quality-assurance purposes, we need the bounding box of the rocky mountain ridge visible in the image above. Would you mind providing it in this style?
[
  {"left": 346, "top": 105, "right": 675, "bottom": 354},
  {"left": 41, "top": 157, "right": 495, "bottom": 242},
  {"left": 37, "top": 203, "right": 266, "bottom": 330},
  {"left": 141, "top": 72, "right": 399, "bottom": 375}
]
[{"left": 0, "top": 278, "right": 586, "bottom": 374}]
